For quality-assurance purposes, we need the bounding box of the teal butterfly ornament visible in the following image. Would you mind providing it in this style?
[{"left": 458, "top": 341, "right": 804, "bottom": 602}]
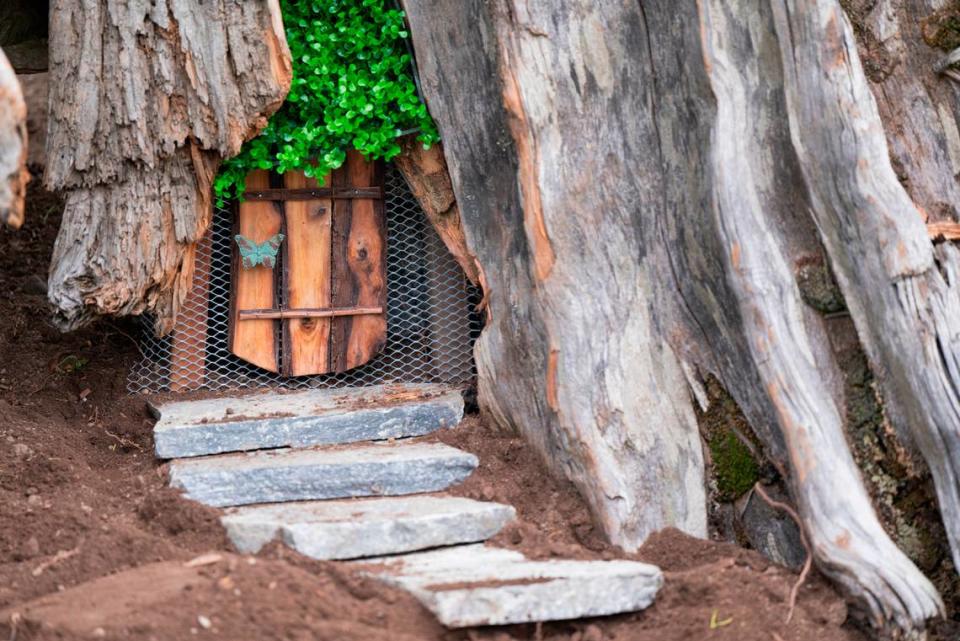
[{"left": 235, "top": 233, "right": 284, "bottom": 269}]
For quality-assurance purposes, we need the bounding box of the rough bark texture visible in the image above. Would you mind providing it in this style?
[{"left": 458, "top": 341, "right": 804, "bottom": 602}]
[
  {"left": 404, "top": 0, "right": 957, "bottom": 634},
  {"left": 0, "top": 47, "right": 27, "bottom": 229},
  {"left": 394, "top": 138, "right": 480, "bottom": 285},
  {"left": 402, "top": 0, "right": 709, "bottom": 552},
  {"left": 771, "top": 0, "right": 960, "bottom": 617},
  {"left": 45, "top": 0, "right": 291, "bottom": 334}
]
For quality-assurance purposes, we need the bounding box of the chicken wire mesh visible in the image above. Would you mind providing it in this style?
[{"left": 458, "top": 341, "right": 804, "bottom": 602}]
[{"left": 128, "top": 164, "right": 483, "bottom": 394}]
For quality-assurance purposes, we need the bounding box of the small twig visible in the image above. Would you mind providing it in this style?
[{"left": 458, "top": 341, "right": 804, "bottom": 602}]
[
  {"left": 8, "top": 612, "right": 21, "bottom": 641},
  {"left": 104, "top": 429, "right": 144, "bottom": 452},
  {"left": 31, "top": 546, "right": 80, "bottom": 577},
  {"left": 752, "top": 483, "right": 812, "bottom": 625}
]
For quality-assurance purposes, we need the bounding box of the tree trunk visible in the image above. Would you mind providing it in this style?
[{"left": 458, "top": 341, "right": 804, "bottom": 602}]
[
  {"left": 402, "top": 0, "right": 957, "bottom": 634},
  {"left": 0, "top": 47, "right": 27, "bottom": 229},
  {"left": 402, "top": 0, "right": 709, "bottom": 553},
  {"left": 45, "top": 0, "right": 291, "bottom": 334}
]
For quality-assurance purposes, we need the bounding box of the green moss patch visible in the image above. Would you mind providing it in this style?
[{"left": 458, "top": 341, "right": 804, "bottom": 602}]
[
  {"left": 697, "top": 377, "right": 763, "bottom": 503},
  {"left": 708, "top": 431, "right": 760, "bottom": 502}
]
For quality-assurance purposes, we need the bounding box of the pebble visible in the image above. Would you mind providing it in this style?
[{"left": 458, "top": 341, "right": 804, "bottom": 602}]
[
  {"left": 197, "top": 615, "right": 212, "bottom": 630},
  {"left": 12, "top": 443, "right": 32, "bottom": 458}
]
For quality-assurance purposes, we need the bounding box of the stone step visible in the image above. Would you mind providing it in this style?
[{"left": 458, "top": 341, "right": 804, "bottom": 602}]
[
  {"left": 222, "top": 495, "right": 516, "bottom": 559},
  {"left": 168, "top": 441, "right": 478, "bottom": 508},
  {"left": 151, "top": 384, "right": 464, "bottom": 459},
  {"left": 356, "top": 544, "right": 662, "bottom": 628}
]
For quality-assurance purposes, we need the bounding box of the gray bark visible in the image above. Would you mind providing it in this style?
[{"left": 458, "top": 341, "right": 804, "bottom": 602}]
[
  {"left": 45, "top": 0, "right": 291, "bottom": 334},
  {"left": 0, "top": 47, "right": 27, "bottom": 229},
  {"left": 402, "top": 0, "right": 709, "bottom": 552},
  {"left": 403, "top": 0, "right": 956, "bottom": 634},
  {"left": 771, "top": 0, "right": 960, "bottom": 621}
]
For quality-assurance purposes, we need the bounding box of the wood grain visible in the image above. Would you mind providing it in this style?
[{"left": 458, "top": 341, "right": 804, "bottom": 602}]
[
  {"left": 238, "top": 306, "right": 382, "bottom": 320},
  {"left": 229, "top": 170, "right": 282, "bottom": 373},
  {"left": 281, "top": 170, "right": 332, "bottom": 375},
  {"left": 329, "top": 150, "right": 387, "bottom": 372},
  {"left": 44, "top": 0, "right": 291, "bottom": 333}
]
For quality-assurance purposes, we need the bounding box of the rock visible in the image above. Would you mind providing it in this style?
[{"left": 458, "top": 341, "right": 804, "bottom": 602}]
[
  {"left": 222, "top": 495, "right": 516, "bottom": 559},
  {"left": 357, "top": 544, "right": 663, "bottom": 627},
  {"left": 152, "top": 384, "right": 464, "bottom": 459},
  {"left": 168, "top": 441, "right": 478, "bottom": 508},
  {"left": 736, "top": 485, "right": 806, "bottom": 571}
]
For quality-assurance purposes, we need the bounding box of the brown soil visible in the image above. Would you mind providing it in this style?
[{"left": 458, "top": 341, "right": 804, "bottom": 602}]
[{"left": 0, "top": 176, "right": 874, "bottom": 640}]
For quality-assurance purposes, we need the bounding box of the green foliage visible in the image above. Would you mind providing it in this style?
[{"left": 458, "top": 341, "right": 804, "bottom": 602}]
[{"left": 214, "top": 0, "right": 439, "bottom": 205}]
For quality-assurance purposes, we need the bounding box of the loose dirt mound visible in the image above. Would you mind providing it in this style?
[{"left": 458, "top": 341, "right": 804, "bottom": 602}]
[{"left": 0, "top": 176, "right": 877, "bottom": 640}]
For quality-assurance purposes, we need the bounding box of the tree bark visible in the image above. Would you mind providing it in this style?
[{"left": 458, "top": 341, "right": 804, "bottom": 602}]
[
  {"left": 403, "top": 0, "right": 955, "bottom": 633},
  {"left": 45, "top": 0, "right": 291, "bottom": 334},
  {"left": 402, "top": 0, "right": 709, "bottom": 552},
  {"left": 394, "top": 137, "right": 480, "bottom": 285},
  {"left": 0, "top": 47, "right": 27, "bottom": 229}
]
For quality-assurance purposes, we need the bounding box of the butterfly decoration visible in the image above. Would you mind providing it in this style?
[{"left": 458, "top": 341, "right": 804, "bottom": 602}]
[{"left": 235, "top": 233, "right": 284, "bottom": 269}]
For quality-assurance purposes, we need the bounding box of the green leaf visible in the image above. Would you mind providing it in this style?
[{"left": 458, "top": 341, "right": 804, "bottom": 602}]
[{"left": 213, "top": 0, "right": 439, "bottom": 205}]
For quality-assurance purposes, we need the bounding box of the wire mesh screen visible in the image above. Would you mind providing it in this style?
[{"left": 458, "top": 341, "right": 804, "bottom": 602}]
[{"left": 128, "top": 164, "right": 483, "bottom": 394}]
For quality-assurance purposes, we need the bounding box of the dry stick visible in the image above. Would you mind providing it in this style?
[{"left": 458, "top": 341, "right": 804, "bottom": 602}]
[
  {"left": 752, "top": 483, "right": 813, "bottom": 624},
  {"left": 31, "top": 546, "right": 80, "bottom": 577},
  {"left": 104, "top": 429, "right": 144, "bottom": 452}
]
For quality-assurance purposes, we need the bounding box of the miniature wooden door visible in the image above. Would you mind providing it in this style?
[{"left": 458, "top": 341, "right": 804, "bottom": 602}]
[{"left": 228, "top": 150, "right": 387, "bottom": 376}]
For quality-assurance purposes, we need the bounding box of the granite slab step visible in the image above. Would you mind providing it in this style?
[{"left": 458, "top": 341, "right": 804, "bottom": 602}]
[
  {"left": 152, "top": 384, "right": 464, "bottom": 459},
  {"left": 356, "top": 544, "right": 662, "bottom": 628},
  {"left": 222, "top": 495, "right": 516, "bottom": 559},
  {"left": 168, "top": 441, "right": 478, "bottom": 508}
]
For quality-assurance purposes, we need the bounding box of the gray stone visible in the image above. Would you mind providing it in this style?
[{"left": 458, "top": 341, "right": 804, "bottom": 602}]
[
  {"left": 222, "top": 495, "right": 516, "bottom": 559},
  {"left": 168, "top": 441, "right": 478, "bottom": 508},
  {"left": 152, "top": 384, "right": 464, "bottom": 459},
  {"left": 736, "top": 484, "right": 806, "bottom": 571},
  {"left": 357, "top": 544, "right": 662, "bottom": 628}
]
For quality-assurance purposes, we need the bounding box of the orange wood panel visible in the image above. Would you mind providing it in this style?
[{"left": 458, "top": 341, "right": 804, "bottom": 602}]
[
  {"left": 229, "top": 170, "right": 282, "bottom": 372},
  {"left": 281, "top": 170, "right": 333, "bottom": 375},
  {"left": 329, "top": 151, "right": 387, "bottom": 371}
]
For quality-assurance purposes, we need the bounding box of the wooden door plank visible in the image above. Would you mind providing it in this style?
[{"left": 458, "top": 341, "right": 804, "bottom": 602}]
[
  {"left": 329, "top": 150, "right": 387, "bottom": 371},
  {"left": 229, "top": 169, "right": 282, "bottom": 372},
  {"left": 281, "top": 170, "right": 333, "bottom": 376}
]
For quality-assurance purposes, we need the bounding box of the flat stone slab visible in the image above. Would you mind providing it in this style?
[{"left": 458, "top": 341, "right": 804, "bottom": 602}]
[
  {"left": 168, "top": 441, "right": 478, "bottom": 507},
  {"left": 152, "top": 384, "right": 464, "bottom": 459},
  {"left": 222, "top": 495, "right": 516, "bottom": 559},
  {"left": 357, "top": 545, "right": 662, "bottom": 628}
]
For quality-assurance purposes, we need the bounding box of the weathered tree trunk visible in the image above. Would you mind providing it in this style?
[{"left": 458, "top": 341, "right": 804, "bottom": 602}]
[
  {"left": 0, "top": 47, "right": 27, "bottom": 229},
  {"left": 402, "top": 0, "right": 709, "bottom": 552},
  {"left": 403, "top": 0, "right": 957, "bottom": 634},
  {"left": 45, "top": 0, "right": 291, "bottom": 334}
]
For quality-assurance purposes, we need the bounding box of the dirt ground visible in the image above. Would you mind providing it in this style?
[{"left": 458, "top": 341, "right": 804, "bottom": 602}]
[{"left": 0, "top": 175, "right": 917, "bottom": 640}]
